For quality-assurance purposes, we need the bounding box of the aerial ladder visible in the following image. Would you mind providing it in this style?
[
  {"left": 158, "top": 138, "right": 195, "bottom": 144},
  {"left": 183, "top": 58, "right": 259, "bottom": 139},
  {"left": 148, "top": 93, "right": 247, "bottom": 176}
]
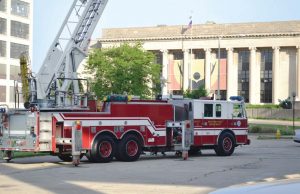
[
  {"left": 0, "top": 0, "right": 108, "bottom": 165},
  {"left": 29, "top": 0, "right": 108, "bottom": 108}
]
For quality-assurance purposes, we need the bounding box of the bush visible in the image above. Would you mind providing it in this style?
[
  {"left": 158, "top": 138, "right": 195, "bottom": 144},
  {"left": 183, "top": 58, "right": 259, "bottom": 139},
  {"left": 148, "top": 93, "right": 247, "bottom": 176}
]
[
  {"left": 278, "top": 97, "right": 292, "bottom": 109},
  {"left": 280, "top": 128, "right": 295, "bottom": 136},
  {"left": 249, "top": 126, "right": 262, "bottom": 133},
  {"left": 184, "top": 86, "right": 208, "bottom": 99},
  {"left": 246, "top": 104, "right": 279, "bottom": 109}
]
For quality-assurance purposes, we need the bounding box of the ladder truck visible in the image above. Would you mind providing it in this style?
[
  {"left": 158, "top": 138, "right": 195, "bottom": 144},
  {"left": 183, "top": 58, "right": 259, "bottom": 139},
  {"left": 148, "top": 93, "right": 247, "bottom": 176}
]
[{"left": 0, "top": 0, "right": 250, "bottom": 166}]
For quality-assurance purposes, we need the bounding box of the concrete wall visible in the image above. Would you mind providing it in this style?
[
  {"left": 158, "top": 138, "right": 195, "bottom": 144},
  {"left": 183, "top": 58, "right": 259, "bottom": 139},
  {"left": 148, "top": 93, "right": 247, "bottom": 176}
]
[{"left": 246, "top": 108, "right": 300, "bottom": 119}]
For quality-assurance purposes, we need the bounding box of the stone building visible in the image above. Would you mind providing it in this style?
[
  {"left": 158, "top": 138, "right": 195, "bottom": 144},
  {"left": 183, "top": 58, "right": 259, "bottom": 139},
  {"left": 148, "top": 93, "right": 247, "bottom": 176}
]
[
  {"left": 0, "top": 0, "right": 33, "bottom": 107},
  {"left": 97, "top": 20, "right": 300, "bottom": 104}
]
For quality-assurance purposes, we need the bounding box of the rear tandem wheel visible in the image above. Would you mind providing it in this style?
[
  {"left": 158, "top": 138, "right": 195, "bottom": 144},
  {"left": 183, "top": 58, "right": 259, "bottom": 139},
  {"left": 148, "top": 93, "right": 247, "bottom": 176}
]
[
  {"left": 90, "top": 135, "right": 115, "bottom": 163},
  {"left": 115, "top": 134, "right": 142, "bottom": 162}
]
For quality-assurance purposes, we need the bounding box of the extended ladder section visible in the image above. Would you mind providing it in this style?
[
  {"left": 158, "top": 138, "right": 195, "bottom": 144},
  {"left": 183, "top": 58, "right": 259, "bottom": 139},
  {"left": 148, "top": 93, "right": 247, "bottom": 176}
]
[{"left": 36, "top": 0, "right": 108, "bottom": 107}]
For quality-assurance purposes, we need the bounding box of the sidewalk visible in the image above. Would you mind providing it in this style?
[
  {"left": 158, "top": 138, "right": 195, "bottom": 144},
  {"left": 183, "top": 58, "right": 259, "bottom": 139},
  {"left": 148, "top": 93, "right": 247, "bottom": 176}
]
[{"left": 249, "top": 118, "right": 300, "bottom": 127}]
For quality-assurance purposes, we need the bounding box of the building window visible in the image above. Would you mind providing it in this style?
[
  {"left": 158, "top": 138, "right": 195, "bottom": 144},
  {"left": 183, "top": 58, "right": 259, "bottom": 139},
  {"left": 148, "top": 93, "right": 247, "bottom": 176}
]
[
  {"left": 0, "top": 64, "right": 6, "bottom": 79},
  {"left": 0, "top": 0, "right": 7, "bottom": 12},
  {"left": 173, "top": 51, "right": 183, "bottom": 60},
  {"left": 0, "top": 40, "right": 6, "bottom": 57},
  {"left": 260, "top": 49, "right": 273, "bottom": 103},
  {"left": 10, "top": 65, "right": 20, "bottom": 81},
  {"left": 213, "top": 49, "right": 227, "bottom": 59},
  {"left": 11, "top": 0, "right": 29, "bottom": 18},
  {"left": 238, "top": 50, "right": 250, "bottom": 102},
  {"left": 0, "top": 86, "right": 6, "bottom": 102},
  {"left": 219, "top": 90, "right": 227, "bottom": 100},
  {"left": 9, "top": 85, "right": 23, "bottom": 103},
  {"left": 0, "top": 18, "right": 7, "bottom": 35},
  {"left": 194, "top": 50, "right": 205, "bottom": 59},
  {"left": 204, "top": 104, "right": 213, "bottom": 117},
  {"left": 150, "top": 51, "right": 162, "bottom": 65},
  {"left": 11, "top": 20, "right": 29, "bottom": 39},
  {"left": 10, "top": 43, "right": 28, "bottom": 59},
  {"left": 10, "top": 86, "right": 15, "bottom": 103}
]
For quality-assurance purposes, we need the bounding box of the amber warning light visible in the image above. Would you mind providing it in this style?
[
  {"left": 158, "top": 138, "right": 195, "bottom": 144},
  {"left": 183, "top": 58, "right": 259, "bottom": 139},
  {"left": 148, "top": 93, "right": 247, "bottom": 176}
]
[{"left": 75, "top": 121, "right": 82, "bottom": 130}]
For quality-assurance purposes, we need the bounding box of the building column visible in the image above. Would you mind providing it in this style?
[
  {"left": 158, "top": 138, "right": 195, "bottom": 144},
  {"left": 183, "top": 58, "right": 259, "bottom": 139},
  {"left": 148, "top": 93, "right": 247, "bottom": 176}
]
[
  {"left": 297, "top": 46, "right": 300, "bottom": 100},
  {"left": 183, "top": 49, "right": 189, "bottom": 90},
  {"left": 161, "top": 49, "right": 169, "bottom": 95},
  {"left": 249, "top": 47, "right": 260, "bottom": 104},
  {"left": 204, "top": 48, "right": 211, "bottom": 93},
  {"left": 272, "top": 46, "right": 280, "bottom": 104},
  {"left": 226, "top": 48, "right": 237, "bottom": 100}
]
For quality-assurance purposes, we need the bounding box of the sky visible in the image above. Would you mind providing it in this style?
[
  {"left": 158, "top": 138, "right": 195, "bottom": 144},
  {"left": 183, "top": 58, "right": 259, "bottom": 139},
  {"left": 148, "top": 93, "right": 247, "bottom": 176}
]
[{"left": 33, "top": 0, "right": 300, "bottom": 72}]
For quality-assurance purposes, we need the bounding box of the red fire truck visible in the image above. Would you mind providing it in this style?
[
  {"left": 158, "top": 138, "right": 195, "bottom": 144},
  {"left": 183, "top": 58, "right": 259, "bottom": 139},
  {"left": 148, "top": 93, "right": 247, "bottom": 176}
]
[
  {"left": 0, "top": 95, "right": 250, "bottom": 165},
  {"left": 0, "top": 0, "right": 250, "bottom": 165}
]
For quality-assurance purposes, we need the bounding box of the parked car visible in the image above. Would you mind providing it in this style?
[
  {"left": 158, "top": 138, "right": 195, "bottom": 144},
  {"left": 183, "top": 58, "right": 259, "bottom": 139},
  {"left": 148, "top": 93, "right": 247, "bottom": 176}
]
[
  {"left": 293, "top": 129, "right": 300, "bottom": 143},
  {"left": 210, "top": 179, "right": 300, "bottom": 194}
]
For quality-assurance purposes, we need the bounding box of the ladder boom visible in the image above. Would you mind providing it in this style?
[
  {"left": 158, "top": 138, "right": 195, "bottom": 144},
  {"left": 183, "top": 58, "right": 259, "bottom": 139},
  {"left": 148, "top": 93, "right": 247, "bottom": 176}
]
[{"left": 36, "top": 0, "right": 108, "bottom": 104}]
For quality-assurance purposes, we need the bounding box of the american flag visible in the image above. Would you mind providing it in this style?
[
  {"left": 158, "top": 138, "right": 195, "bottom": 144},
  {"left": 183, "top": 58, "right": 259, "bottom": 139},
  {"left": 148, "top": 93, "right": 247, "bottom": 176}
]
[
  {"left": 188, "top": 17, "right": 192, "bottom": 29},
  {"left": 181, "top": 17, "right": 192, "bottom": 34}
]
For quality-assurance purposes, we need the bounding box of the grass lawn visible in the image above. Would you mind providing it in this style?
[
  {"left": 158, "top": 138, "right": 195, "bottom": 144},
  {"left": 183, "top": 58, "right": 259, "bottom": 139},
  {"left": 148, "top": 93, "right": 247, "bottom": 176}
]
[
  {"left": 11, "top": 152, "right": 49, "bottom": 158},
  {"left": 249, "top": 123, "right": 295, "bottom": 135}
]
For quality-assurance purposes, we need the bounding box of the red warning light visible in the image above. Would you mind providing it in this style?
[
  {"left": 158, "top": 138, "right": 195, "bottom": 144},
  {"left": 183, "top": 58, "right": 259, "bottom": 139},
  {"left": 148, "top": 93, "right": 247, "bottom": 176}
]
[
  {"left": 186, "top": 122, "right": 190, "bottom": 129},
  {"left": 75, "top": 121, "right": 81, "bottom": 130}
]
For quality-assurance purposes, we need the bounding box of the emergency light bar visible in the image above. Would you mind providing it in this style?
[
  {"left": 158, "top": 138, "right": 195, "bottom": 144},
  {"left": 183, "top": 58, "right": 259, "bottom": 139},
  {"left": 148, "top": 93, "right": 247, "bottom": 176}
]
[{"left": 229, "top": 96, "right": 244, "bottom": 101}]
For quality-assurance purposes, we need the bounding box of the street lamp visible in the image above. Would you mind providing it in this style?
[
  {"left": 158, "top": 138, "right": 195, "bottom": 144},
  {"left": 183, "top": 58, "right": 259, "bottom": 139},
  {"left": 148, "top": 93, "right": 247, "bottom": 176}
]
[{"left": 292, "top": 92, "right": 296, "bottom": 131}]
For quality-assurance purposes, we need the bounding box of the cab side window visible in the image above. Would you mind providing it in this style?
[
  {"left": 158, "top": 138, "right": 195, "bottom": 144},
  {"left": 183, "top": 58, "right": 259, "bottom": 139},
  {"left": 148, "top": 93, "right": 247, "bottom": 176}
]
[
  {"left": 204, "top": 104, "right": 213, "bottom": 117},
  {"left": 216, "top": 104, "right": 222, "bottom": 117},
  {"left": 233, "top": 104, "right": 243, "bottom": 118}
]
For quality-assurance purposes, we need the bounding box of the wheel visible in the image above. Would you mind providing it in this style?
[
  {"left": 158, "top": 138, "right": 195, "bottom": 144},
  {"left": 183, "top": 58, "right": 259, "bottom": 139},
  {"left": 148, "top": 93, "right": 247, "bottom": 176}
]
[
  {"left": 58, "top": 154, "right": 72, "bottom": 162},
  {"left": 85, "top": 150, "right": 95, "bottom": 162},
  {"left": 3, "top": 151, "right": 13, "bottom": 162},
  {"left": 58, "top": 154, "right": 84, "bottom": 162},
  {"left": 214, "top": 132, "right": 235, "bottom": 156},
  {"left": 91, "top": 135, "right": 115, "bottom": 163},
  {"left": 188, "top": 147, "right": 201, "bottom": 156},
  {"left": 114, "top": 140, "right": 122, "bottom": 161},
  {"left": 116, "top": 134, "right": 142, "bottom": 162}
]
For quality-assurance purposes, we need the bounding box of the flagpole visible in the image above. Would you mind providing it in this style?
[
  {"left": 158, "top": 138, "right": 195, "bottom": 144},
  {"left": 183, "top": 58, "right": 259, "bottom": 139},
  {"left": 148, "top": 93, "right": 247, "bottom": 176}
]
[
  {"left": 217, "top": 36, "right": 221, "bottom": 100},
  {"left": 189, "top": 17, "right": 193, "bottom": 90}
]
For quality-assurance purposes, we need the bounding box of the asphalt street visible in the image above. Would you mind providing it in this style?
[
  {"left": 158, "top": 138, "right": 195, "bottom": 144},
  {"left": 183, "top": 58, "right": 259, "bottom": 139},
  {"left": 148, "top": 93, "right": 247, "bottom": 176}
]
[{"left": 1, "top": 135, "right": 300, "bottom": 194}]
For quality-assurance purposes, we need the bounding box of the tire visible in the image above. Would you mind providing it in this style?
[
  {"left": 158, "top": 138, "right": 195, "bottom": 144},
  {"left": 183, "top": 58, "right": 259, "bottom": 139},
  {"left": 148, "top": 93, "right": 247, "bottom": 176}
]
[
  {"left": 85, "top": 150, "right": 94, "bottom": 162},
  {"left": 188, "top": 147, "right": 201, "bottom": 156},
  {"left": 91, "top": 135, "right": 115, "bottom": 163},
  {"left": 214, "top": 132, "right": 235, "bottom": 156},
  {"left": 114, "top": 140, "right": 122, "bottom": 161},
  {"left": 58, "top": 154, "right": 84, "bottom": 162},
  {"left": 117, "top": 134, "right": 142, "bottom": 162}
]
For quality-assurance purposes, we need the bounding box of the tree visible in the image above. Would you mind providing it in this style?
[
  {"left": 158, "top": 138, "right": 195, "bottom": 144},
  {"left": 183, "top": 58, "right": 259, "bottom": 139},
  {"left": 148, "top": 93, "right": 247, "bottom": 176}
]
[
  {"left": 184, "top": 86, "right": 208, "bottom": 99},
  {"left": 20, "top": 54, "right": 29, "bottom": 103},
  {"left": 85, "top": 43, "right": 161, "bottom": 99}
]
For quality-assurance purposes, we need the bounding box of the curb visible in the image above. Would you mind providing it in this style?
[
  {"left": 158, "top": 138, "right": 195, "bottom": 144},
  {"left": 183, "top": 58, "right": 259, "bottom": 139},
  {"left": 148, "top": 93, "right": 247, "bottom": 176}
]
[{"left": 256, "top": 135, "right": 293, "bottom": 140}]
